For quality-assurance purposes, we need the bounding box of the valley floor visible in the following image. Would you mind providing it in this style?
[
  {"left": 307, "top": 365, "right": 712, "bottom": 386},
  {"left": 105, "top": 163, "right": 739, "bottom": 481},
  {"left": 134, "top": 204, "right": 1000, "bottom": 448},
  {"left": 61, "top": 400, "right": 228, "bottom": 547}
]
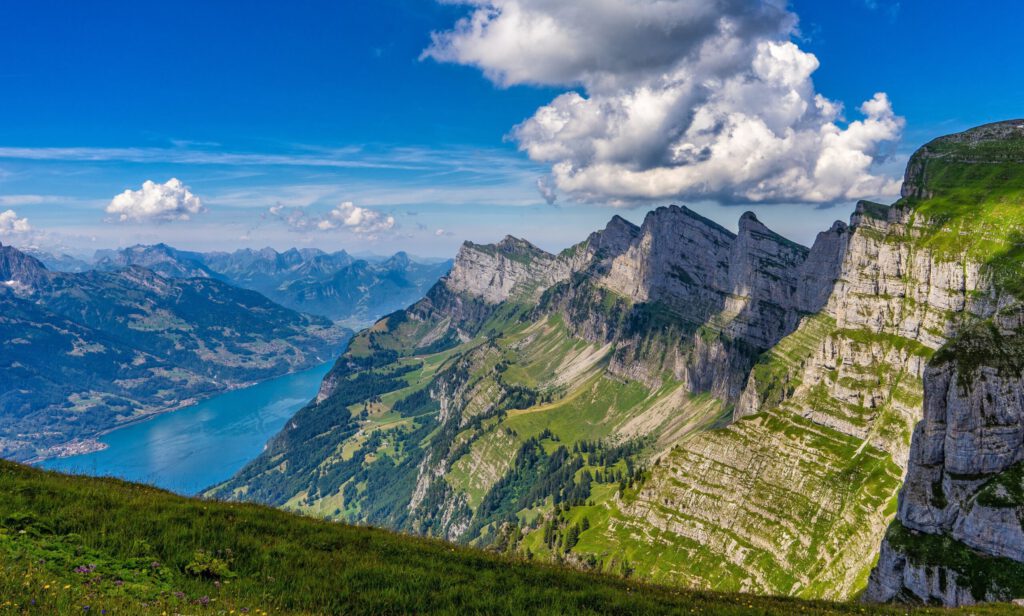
[{"left": 0, "top": 461, "right": 1019, "bottom": 615}]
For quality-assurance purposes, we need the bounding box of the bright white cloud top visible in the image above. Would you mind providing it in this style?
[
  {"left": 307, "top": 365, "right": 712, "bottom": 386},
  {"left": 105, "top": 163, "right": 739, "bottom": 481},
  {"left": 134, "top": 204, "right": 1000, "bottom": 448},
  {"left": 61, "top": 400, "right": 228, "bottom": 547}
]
[
  {"left": 317, "top": 201, "right": 396, "bottom": 234},
  {"left": 0, "top": 209, "right": 31, "bottom": 234},
  {"left": 106, "top": 178, "right": 205, "bottom": 223},
  {"left": 425, "top": 0, "right": 905, "bottom": 205}
]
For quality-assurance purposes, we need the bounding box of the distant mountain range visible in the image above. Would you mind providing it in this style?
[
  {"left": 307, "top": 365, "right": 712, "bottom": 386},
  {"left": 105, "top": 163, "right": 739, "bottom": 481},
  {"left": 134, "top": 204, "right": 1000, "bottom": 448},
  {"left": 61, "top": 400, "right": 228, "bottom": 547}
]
[
  {"left": 90, "top": 244, "right": 452, "bottom": 326},
  {"left": 19, "top": 247, "right": 93, "bottom": 273},
  {"left": 0, "top": 242, "right": 349, "bottom": 462}
]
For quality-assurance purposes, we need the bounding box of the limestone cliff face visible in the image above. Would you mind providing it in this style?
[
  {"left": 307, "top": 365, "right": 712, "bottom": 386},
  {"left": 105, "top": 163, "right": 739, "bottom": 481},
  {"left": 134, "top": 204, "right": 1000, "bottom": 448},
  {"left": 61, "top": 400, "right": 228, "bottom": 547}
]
[
  {"left": 627, "top": 188, "right": 996, "bottom": 598},
  {"left": 736, "top": 200, "right": 983, "bottom": 463},
  {"left": 547, "top": 205, "right": 829, "bottom": 399},
  {"left": 862, "top": 120, "right": 1024, "bottom": 606},
  {"left": 595, "top": 206, "right": 815, "bottom": 347},
  {"left": 866, "top": 322, "right": 1024, "bottom": 605},
  {"left": 443, "top": 236, "right": 569, "bottom": 305}
]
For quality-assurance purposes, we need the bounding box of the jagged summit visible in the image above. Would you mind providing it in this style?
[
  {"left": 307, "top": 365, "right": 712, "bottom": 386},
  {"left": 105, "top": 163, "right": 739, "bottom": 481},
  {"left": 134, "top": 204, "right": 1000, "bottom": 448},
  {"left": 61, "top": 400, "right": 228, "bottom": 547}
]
[
  {"left": 737, "top": 210, "right": 809, "bottom": 253},
  {"left": 606, "top": 214, "right": 636, "bottom": 228},
  {"left": 446, "top": 235, "right": 565, "bottom": 305},
  {"left": 458, "top": 235, "right": 551, "bottom": 262},
  {"left": 0, "top": 242, "right": 50, "bottom": 288},
  {"left": 643, "top": 204, "right": 737, "bottom": 239}
]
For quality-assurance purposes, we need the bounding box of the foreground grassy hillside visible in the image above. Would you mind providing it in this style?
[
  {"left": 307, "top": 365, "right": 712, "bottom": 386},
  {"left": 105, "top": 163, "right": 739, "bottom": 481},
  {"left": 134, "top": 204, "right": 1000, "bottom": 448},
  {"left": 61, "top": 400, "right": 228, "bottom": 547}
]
[{"left": 0, "top": 461, "right": 1019, "bottom": 615}]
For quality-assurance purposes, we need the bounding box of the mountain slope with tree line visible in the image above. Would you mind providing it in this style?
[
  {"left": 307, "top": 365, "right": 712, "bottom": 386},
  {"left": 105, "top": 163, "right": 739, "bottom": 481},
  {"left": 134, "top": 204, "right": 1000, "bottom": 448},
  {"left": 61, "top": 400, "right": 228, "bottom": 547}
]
[
  {"left": 210, "top": 121, "right": 1024, "bottom": 606},
  {"left": 1, "top": 459, "right": 1020, "bottom": 614}
]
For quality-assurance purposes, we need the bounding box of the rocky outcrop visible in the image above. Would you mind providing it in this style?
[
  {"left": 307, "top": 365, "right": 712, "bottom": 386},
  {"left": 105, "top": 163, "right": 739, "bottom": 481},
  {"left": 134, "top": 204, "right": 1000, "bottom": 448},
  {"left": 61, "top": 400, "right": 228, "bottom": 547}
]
[
  {"left": 635, "top": 160, "right": 995, "bottom": 597},
  {"left": 863, "top": 121, "right": 1024, "bottom": 606},
  {"left": 795, "top": 220, "right": 849, "bottom": 314},
  {"left": 0, "top": 242, "right": 51, "bottom": 291},
  {"left": 550, "top": 206, "right": 831, "bottom": 398},
  {"left": 444, "top": 236, "right": 569, "bottom": 304},
  {"left": 218, "top": 118, "right": 1024, "bottom": 606},
  {"left": 866, "top": 326, "right": 1024, "bottom": 605}
]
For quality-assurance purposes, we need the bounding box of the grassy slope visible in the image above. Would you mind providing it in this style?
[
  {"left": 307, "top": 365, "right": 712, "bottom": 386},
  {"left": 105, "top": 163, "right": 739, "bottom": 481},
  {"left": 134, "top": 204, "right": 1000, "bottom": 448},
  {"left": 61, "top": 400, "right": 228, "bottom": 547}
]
[
  {"left": 1, "top": 460, "right": 1020, "bottom": 615},
  {"left": 608, "top": 125, "right": 1024, "bottom": 599},
  {"left": 876, "top": 123, "right": 1024, "bottom": 600},
  {"left": 209, "top": 279, "right": 741, "bottom": 582},
  {"left": 211, "top": 226, "right": 912, "bottom": 599},
  {"left": 213, "top": 129, "right": 1024, "bottom": 603}
]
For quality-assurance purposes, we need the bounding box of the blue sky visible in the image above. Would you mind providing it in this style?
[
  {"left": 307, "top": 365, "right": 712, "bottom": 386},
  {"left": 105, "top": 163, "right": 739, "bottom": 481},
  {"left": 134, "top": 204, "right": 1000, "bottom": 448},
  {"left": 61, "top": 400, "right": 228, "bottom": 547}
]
[{"left": 0, "top": 0, "right": 1021, "bottom": 257}]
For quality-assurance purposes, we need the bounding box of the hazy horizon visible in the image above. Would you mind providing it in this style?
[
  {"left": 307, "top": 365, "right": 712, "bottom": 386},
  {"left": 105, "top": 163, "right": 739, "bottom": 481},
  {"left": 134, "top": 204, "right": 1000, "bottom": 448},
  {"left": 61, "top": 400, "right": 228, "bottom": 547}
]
[{"left": 1, "top": 1, "right": 1021, "bottom": 257}]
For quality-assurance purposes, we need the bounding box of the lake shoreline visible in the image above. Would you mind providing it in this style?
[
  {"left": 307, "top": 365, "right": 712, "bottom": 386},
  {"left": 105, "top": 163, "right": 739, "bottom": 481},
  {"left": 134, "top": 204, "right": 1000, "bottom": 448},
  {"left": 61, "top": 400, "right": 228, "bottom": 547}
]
[
  {"left": 37, "top": 361, "right": 336, "bottom": 495},
  {"left": 29, "top": 357, "right": 337, "bottom": 465}
]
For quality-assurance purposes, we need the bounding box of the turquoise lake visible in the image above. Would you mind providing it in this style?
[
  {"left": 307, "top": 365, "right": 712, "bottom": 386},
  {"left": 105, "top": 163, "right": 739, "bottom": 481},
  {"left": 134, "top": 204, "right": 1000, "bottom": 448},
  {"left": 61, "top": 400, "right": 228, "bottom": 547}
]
[{"left": 40, "top": 361, "right": 333, "bottom": 496}]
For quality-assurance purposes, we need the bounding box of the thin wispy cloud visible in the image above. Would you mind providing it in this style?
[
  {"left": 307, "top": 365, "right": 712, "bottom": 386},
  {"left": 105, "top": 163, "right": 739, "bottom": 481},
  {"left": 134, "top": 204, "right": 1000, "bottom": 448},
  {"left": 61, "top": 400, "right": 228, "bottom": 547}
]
[
  {"left": 0, "top": 195, "right": 48, "bottom": 206},
  {"left": 0, "top": 143, "right": 546, "bottom": 176},
  {"left": 0, "top": 146, "right": 421, "bottom": 171}
]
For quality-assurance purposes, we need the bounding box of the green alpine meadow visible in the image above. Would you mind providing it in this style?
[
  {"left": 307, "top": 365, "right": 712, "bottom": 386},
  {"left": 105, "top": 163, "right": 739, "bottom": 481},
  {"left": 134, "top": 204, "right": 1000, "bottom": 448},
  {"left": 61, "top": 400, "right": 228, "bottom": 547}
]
[
  {"left": 5, "top": 120, "right": 1024, "bottom": 614},
  {"left": 198, "top": 122, "right": 1024, "bottom": 607},
  {"left": 4, "top": 2, "right": 1024, "bottom": 613},
  {"left": 2, "top": 458, "right": 1021, "bottom": 615}
]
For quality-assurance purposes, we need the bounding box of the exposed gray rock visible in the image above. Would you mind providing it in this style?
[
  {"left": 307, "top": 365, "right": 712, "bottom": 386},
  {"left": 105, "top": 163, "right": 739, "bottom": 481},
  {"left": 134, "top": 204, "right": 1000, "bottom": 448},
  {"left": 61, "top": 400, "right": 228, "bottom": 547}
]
[
  {"left": 444, "top": 236, "right": 569, "bottom": 304},
  {"left": 795, "top": 220, "right": 849, "bottom": 314},
  {"left": 866, "top": 538, "right": 996, "bottom": 605}
]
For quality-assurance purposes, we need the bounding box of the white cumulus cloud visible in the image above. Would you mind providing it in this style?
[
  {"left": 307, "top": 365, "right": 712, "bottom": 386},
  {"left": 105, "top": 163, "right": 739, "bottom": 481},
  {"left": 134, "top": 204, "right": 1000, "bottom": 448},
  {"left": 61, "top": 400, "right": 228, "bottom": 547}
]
[
  {"left": 317, "top": 201, "right": 396, "bottom": 235},
  {"left": 0, "top": 209, "right": 31, "bottom": 234},
  {"left": 106, "top": 178, "right": 205, "bottom": 223},
  {"left": 424, "top": 0, "right": 904, "bottom": 205}
]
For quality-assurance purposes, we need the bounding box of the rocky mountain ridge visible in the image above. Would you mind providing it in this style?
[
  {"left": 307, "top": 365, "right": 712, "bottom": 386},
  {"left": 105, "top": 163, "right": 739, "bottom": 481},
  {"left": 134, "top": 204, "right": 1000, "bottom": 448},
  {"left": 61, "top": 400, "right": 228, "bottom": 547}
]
[
  {"left": 210, "top": 201, "right": 858, "bottom": 586},
  {"left": 864, "top": 120, "right": 1024, "bottom": 605},
  {"left": 212, "top": 121, "right": 1024, "bottom": 605}
]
